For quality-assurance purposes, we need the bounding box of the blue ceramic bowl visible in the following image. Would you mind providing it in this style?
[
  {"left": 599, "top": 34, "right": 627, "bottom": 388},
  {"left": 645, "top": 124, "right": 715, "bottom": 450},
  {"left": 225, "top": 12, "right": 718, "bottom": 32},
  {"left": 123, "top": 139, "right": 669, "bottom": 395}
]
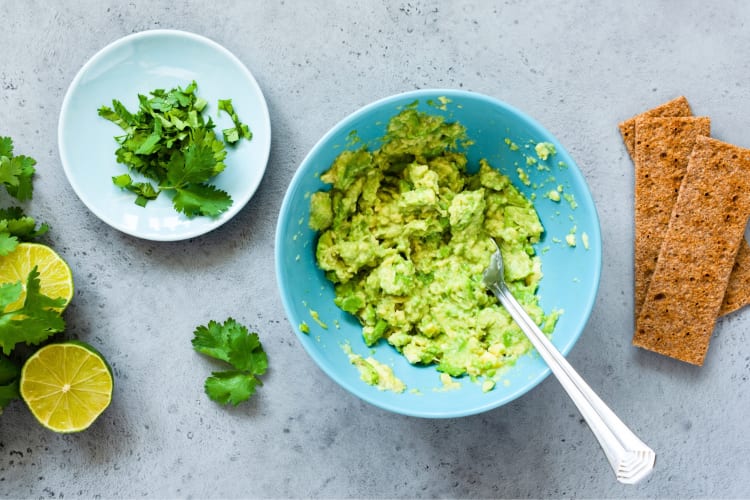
[{"left": 275, "top": 90, "right": 601, "bottom": 418}]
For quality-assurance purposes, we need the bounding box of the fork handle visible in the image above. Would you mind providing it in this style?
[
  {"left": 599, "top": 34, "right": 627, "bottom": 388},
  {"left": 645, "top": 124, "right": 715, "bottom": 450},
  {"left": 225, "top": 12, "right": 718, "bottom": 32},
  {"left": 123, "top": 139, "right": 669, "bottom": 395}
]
[{"left": 490, "top": 283, "right": 655, "bottom": 484}]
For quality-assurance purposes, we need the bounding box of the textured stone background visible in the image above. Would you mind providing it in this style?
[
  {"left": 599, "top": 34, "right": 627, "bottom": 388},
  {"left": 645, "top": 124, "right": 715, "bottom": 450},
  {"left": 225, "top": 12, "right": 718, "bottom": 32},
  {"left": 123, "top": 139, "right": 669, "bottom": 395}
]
[{"left": 2, "top": 0, "right": 750, "bottom": 498}]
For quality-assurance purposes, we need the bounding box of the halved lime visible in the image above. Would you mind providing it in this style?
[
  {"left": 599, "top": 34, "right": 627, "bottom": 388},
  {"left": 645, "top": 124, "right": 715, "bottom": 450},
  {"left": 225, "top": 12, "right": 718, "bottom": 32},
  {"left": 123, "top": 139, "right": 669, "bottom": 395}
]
[
  {"left": 20, "top": 341, "right": 113, "bottom": 433},
  {"left": 0, "top": 242, "right": 74, "bottom": 311}
]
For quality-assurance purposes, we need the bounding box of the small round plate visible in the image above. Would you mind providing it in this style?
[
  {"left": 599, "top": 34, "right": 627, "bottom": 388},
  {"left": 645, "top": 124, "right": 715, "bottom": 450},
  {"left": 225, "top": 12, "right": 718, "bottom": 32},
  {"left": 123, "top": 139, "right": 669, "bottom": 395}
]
[{"left": 58, "top": 29, "right": 271, "bottom": 241}]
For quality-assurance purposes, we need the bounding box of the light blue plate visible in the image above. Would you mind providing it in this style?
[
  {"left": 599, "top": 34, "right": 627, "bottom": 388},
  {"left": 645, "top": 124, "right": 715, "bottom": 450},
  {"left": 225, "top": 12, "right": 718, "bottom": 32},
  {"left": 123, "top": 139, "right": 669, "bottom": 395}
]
[
  {"left": 58, "top": 29, "right": 271, "bottom": 241},
  {"left": 276, "top": 89, "right": 602, "bottom": 418}
]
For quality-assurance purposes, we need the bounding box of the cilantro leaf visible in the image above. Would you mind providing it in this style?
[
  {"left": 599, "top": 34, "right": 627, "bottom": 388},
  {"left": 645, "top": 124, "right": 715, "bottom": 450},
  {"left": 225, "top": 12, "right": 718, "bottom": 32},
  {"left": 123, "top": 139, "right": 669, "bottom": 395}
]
[
  {"left": 227, "top": 330, "right": 268, "bottom": 375},
  {"left": 0, "top": 156, "right": 36, "bottom": 201},
  {"left": 0, "top": 139, "right": 47, "bottom": 254},
  {"left": 0, "top": 155, "right": 22, "bottom": 187},
  {"left": 0, "top": 233, "right": 18, "bottom": 256},
  {"left": 98, "top": 100, "right": 139, "bottom": 132},
  {"left": 0, "top": 281, "right": 23, "bottom": 310},
  {"left": 204, "top": 370, "right": 261, "bottom": 406},
  {"left": 0, "top": 137, "right": 13, "bottom": 157},
  {"left": 191, "top": 318, "right": 267, "bottom": 371},
  {"left": 0, "top": 354, "right": 19, "bottom": 384},
  {"left": 129, "top": 183, "right": 159, "bottom": 206},
  {"left": 173, "top": 183, "right": 232, "bottom": 217},
  {"left": 0, "top": 380, "right": 19, "bottom": 413},
  {"left": 191, "top": 318, "right": 267, "bottom": 406},
  {"left": 0, "top": 355, "right": 20, "bottom": 412},
  {"left": 134, "top": 130, "right": 162, "bottom": 155},
  {"left": 0, "top": 142, "right": 36, "bottom": 202},
  {"left": 112, "top": 174, "right": 160, "bottom": 207},
  {"left": 0, "top": 267, "right": 66, "bottom": 355},
  {"left": 191, "top": 319, "right": 235, "bottom": 363},
  {"left": 0, "top": 207, "right": 49, "bottom": 241},
  {"left": 112, "top": 173, "right": 133, "bottom": 189},
  {"left": 165, "top": 142, "right": 217, "bottom": 187},
  {"left": 6, "top": 155, "right": 36, "bottom": 201},
  {"left": 222, "top": 127, "right": 240, "bottom": 144},
  {"left": 7, "top": 157, "right": 34, "bottom": 191}
]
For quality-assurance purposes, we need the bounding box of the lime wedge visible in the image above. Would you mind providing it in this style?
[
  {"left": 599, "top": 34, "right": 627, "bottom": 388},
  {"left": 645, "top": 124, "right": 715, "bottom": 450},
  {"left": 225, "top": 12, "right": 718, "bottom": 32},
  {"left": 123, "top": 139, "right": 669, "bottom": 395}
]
[
  {"left": 20, "top": 341, "right": 113, "bottom": 433},
  {"left": 0, "top": 242, "right": 74, "bottom": 311}
]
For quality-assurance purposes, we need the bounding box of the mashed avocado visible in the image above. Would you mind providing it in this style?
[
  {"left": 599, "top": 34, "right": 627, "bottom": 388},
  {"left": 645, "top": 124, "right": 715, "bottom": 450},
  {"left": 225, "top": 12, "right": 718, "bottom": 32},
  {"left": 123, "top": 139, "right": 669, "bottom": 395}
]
[
  {"left": 342, "top": 343, "right": 406, "bottom": 393},
  {"left": 309, "top": 108, "right": 557, "bottom": 385},
  {"left": 534, "top": 141, "right": 556, "bottom": 161}
]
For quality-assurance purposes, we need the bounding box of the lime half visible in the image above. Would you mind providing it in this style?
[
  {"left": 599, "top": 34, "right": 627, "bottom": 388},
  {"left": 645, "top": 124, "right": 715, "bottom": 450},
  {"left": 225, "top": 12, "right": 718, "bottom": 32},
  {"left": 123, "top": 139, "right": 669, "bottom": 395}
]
[
  {"left": 0, "top": 242, "right": 74, "bottom": 311},
  {"left": 20, "top": 341, "right": 113, "bottom": 433}
]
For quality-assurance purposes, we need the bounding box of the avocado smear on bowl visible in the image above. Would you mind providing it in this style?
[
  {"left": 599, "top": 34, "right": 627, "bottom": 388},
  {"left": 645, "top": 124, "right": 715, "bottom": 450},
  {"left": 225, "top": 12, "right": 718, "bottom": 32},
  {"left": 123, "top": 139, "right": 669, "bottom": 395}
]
[{"left": 308, "top": 107, "right": 558, "bottom": 390}]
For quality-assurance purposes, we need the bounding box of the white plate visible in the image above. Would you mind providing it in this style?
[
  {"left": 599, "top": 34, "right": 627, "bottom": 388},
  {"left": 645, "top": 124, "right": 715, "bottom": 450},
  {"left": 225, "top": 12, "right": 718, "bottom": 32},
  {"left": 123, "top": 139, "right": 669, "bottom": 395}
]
[{"left": 58, "top": 29, "right": 271, "bottom": 241}]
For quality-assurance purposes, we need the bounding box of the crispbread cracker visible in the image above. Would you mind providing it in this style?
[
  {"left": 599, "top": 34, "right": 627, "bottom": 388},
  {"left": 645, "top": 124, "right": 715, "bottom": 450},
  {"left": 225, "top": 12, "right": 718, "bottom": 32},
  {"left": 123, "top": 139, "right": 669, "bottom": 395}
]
[
  {"left": 618, "top": 96, "right": 692, "bottom": 158},
  {"left": 720, "top": 242, "right": 750, "bottom": 315},
  {"left": 633, "top": 116, "right": 711, "bottom": 317},
  {"left": 719, "top": 240, "right": 750, "bottom": 315},
  {"left": 634, "top": 136, "right": 750, "bottom": 365},
  {"left": 623, "top": 100, "right": 750, "bottom": 317}
]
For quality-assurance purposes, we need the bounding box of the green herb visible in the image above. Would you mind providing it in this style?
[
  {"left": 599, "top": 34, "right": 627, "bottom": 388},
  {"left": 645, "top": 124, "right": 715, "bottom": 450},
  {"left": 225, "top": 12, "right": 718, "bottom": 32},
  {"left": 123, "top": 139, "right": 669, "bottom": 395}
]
[
  {"left": 98, "top": 81, "right": 251, "bottom": 217},
  {"left": 0, "top": 354, "right": 20, "bottom": 414},
  {"left": 191, "top": 318, "right": 268, "bottom": 406},
  {"left": 0, "top": 266, "right": 67, "bottom": 356},
  {"left": 0, "top": 138, "right": 70, "bottom": 415},
  {"left": 0, "top": 137, "right": 48, "bottom": 256},
  {"left": 0, "top": 264, "right": 66, "bottom": 413},
  {"left": 0, "top": 136, "right": 55, "bottom": 412},
  {"left": 218, "top": 99, "right": 252, "bottom": 144},
  {"left": 0, "top": 207, "right": 49, "bottom": 256},
  {"left": 0, "top": 136, "right": 35, "bottom": 201}
]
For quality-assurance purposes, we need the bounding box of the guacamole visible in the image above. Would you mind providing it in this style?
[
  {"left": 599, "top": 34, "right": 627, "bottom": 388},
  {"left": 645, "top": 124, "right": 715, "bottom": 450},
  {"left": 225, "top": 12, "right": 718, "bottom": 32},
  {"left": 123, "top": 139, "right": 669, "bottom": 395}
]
[{"left": 309, "top": 108, "right": 557, "bottom": 383}]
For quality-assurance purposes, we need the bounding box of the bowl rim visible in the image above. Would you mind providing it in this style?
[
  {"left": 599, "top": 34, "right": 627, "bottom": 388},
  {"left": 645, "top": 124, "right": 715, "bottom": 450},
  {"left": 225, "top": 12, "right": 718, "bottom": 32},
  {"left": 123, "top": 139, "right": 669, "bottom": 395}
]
[{"left": 275, "top": 88, "right": 602, "bottom": 418}]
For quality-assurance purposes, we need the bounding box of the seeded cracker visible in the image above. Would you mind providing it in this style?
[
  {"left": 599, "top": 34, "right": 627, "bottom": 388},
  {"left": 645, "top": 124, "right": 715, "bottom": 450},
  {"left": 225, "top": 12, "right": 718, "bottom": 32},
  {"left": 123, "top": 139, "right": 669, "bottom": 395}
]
[
  {"left": 633, "top": 116, "right": 711, "bottom": 317},
  {"left": 618, "top": 96, "right": 692, "bottom": 158},
  {"left": 634, "top": 136, "right": 750, "bottom": 365}
]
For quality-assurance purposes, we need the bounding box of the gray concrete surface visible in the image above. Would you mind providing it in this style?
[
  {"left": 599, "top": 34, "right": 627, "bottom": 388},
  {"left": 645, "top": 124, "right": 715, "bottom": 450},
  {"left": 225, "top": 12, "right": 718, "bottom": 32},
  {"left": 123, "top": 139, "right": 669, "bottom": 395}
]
[{"left": 2, "top": 0, "right": 749, "bottom": 498}]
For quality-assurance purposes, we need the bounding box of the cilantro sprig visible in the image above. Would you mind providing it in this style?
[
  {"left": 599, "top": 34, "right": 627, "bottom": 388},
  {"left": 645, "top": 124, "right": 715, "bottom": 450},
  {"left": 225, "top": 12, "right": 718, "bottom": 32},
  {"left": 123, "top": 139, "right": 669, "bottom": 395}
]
[
  {"left": 0, "top": 137, "right": 48, "bottom": 256},
  {"left": 0, "top": 207, "right": 49, "bottom": 256},
  {"left": 191, "top": 318, "right": 267, "bottom": 406},
  {"left": 0, "top": 136, "right": 35, "bottom": 202},
  {"left": 0, "top": 266, "right": 66, "bottom": 356},
  {"left": 0, "top": 136, "right": 65, "bottom": 414},
  {"left": 98, "top": 81, "right": 252, "bottom": 217}
]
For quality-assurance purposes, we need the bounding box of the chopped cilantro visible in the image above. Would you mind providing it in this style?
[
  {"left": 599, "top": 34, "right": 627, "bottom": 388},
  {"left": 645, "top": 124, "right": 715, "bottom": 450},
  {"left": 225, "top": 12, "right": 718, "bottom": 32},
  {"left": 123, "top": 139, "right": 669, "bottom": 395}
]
[
  {"left": 191, "top": 318, "right": 267, "bottom": 406},
  {"left": 217, "top": 99, "right": 252, "bottom": 144},
  {"left": 99, "top": 81, "right": 251, "bottom": 218}
]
